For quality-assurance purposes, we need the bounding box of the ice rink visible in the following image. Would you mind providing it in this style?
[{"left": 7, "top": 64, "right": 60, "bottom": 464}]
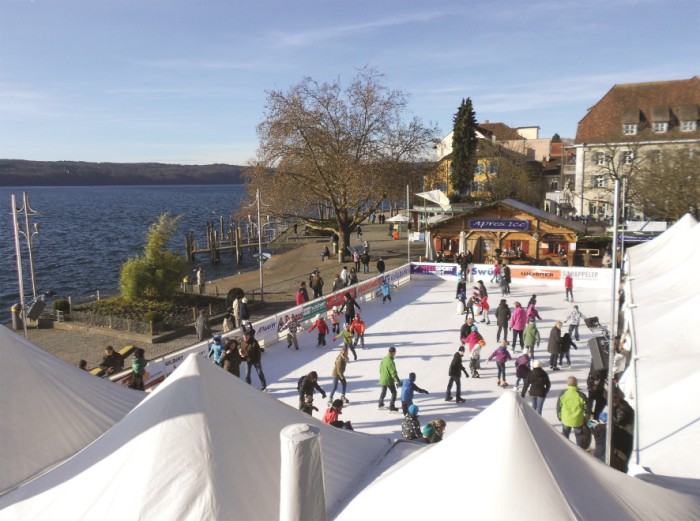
[{"left": 258, "top": 275, "right": 614, "bottom": 438}]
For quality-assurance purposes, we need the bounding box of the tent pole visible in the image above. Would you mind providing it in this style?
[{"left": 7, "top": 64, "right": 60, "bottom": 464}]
[
  {"left": 280, "top": 424, "right": 326, "bottom": 521},
  {"left": 406, "top": 185, "right": 410, "bottom": 264},
  {"left": 605, "top": 178, "right": 620, "bottom": 466}
]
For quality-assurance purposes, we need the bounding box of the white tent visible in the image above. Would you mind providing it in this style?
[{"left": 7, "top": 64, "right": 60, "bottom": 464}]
[
  {"left": 0, "top": 354, "right": 409, "bottom": 520},
  {"left": 0, "top": 326, "right": 143, "bottom": 495},
  {"left": 415, "top": 190, "right": 451, "bottom": 211},
  {"left": 619, "top": 215, "right": 700, "bottom": 481},
  {"left": 335, "top": 392, "right": 700, "bottom": 520},
  {"left": 386, "top": 213, "right": 409, "bottom": 222}
]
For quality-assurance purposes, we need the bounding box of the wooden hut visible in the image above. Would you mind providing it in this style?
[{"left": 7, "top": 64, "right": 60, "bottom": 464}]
[{"left": 427, "top": 199, "right": 586, "bottom": 266}]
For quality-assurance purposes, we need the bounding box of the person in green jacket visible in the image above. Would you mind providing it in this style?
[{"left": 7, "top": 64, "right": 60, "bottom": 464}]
[
  {"left": 128, "top": 347, "right": 146, "bottom": 391},
  {"left": 557, "top": 376, "right": 589, "bottom": 448},
  {"left": 378, "top": 347, "right": 401, "bottom": 411},
  {"left": 523, "top": 317, "right": 541, "bottom": 358}
]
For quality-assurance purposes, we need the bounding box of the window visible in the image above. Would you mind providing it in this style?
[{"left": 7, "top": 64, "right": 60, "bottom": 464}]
[
  {"left": 652, "top": 121, "right": 668, "bottom": 133},
  {"left": 680, "top": 120, "right": 697, "bottom": 132},
  {"left": 471, "top": 181, "right": 483, "bottom": 192},
  {"left": 550, "top": 181, "right": 558, "bottom": 191},
  {"left": 622, "top": 151, "right": 635, "bottom": 165},
  {"left": 622, "top": 123, "right": 638, "bottom": 135},
  {"left": 474, "top": 164, "right": 484, "bottom": 175},
  {"left": 649, "top": 149, "right": 662, "bottom": 163},
  {"left": 487, "top": 163, "right": 499, "bottom": 174},
  {"left": 594, "top": 175, "right": 606, "bottom": 188},
  {"left": 593, "top": 152, "right": 609, "bottom": 166}
]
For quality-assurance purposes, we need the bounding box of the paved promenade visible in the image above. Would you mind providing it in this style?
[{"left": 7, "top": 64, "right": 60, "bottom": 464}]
[{"left": 9, "top": 220, "right": 418, "bottom": 369}]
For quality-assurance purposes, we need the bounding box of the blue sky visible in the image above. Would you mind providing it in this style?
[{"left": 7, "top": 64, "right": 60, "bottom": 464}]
[{"left": 1, "top": 0, "right": 698, "bottom": 165}]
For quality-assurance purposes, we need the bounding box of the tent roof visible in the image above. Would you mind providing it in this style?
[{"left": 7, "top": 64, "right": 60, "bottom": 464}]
[
  {"left": 620, "top": 214, "right": 700, "bottom": 480},
  {"left": 0, "top": 326, "right": 143, "bottom": 495},
  {"left": 335, "top": 392, "right": 700, "bottom": 520},
  {"left": 0, "top": 354, "right": 404, "bottom": 520}
]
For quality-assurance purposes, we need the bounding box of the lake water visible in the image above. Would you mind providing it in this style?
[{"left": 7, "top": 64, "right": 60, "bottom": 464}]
[{"left": 0, "top": 185, "right": 252, "bottom": 314}]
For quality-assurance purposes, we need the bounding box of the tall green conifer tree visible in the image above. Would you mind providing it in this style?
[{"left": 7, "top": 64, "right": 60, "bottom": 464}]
[{"left": 451, "top": 98, "right": 478, "bottom": 198}]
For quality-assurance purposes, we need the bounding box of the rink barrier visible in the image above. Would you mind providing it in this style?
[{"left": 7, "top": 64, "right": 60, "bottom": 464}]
[
  {"left": 112, "top": 261, "right": 611, "bottom": 389},
  {"left": 110, "top": 264, "right": 412, "bottom": 389}
]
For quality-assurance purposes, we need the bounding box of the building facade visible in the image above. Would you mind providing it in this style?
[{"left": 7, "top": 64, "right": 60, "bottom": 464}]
[{"left": 565, "top": 77, "right": 700, "bottom": 220}]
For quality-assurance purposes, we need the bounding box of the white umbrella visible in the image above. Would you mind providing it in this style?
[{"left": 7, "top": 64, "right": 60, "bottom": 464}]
[
  {"left": 386, "top": 214, "right": 409, "bottom": 223},
  {"left": 458, "top": 231, "right": 466, "bottom": 255}
]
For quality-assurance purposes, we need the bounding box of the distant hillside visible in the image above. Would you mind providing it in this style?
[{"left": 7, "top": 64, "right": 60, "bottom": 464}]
[{"left": 0, "top": 160, "right": 245, "bottom": 186}]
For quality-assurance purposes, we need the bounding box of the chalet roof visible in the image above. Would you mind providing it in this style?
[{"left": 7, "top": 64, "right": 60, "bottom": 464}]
[
  {"left": 575, "top": 76, "right": 700, "bottom": 144},
  {"left": 426, "top": 199, "right": 586, "bottom": 233},
  {"left": 478, "top": 122, "right": 524, "bottom": 141}
]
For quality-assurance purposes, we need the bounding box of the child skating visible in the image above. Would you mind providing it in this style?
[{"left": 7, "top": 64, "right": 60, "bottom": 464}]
[
  {"left": 332, "top": 322, "right": 357, "bottom": 361},
  {"left": 488, "top": 340, "right": 513, "bottom": 388},
  {"left": 309, "top": 314, "right": 330, "bottom": 347}
]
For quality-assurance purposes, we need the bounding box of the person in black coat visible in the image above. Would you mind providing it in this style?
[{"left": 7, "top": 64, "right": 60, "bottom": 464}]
[
  {"left": 297, "top": 371, "right": 327, "bottom": 414},
  {"left": 376, "top": 257, "right": 386, "bottom": 274},
  {"left": 502, "top": 265, "right": 511, "bottom": 294},
  {"left": 521, "top": 360, "right": 551, "bottom": 414},
  {"left": 339, "top": 292, "right": 361, "bottom": 324},
  {"left": 495, "top": 299, "right": 511, "bottom": 343},
  {"left": 547, "top": 321, "right": 563, "bottom": 370},
  {"left": 445, "top": 346, "right": 469, "bottom": 403}
]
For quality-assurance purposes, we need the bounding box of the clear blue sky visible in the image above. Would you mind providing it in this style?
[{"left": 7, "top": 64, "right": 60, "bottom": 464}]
[{"left": 1, "top": 0, "right": 698, "bottom": 165}]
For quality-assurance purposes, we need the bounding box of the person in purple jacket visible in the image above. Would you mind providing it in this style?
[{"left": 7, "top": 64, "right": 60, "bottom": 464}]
[
  {"left": 488, "top": 340, "right": 513, "bottom": 388},
  {"left": 509, "top": 301, "right": 528, "bottom": 351}
]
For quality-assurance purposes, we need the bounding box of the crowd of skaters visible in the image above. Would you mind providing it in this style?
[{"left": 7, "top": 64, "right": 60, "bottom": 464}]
[{"left": 89, "top": 243, "right": 634, "bottom": 465}]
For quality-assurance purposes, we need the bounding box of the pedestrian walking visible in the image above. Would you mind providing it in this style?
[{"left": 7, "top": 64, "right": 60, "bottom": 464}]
[
  {"left": 521, "top": 360, "right": 551, "bottom": 415},
  {"left": 309, "top": 314, "right": 330, "bottom": 347},
  {"left": 557, "top": 376, "right": 589, "bottom": 448},
  {"left": 495, "top": 299, "right": 511, "bottom": 343},
  {"left": 378, "top": 347, "right": 401, "bottom": 411},
  {"left": 328, "top": 347, "right": 350, "bottom": 405},
  {"left": 445, "top": 346, "right": 469, "bottom": 403},
  {"left": 297, "top": 371, "right": 327, "bottom": 414},
  {"left": 400, "top": 372, "right": 429, "bottom": 414},
  {"left": 547, "top": 321, "right": 563, "bottom": 371},
  {"left": 488, "top": 340, "right": 513, "bottom": 388},
  {"left": 509, "top": 301, "right": 527, "bottom": 350},
  {"left": 564, "top": 273, "right": 574, "bottom": 302},
  {"left": 195, "top": 310, "right": 212, "bottom": 342},
  {"left": 332, "top": 322, "right": 357, "bottom": 361},
  {"left": 240, "top": 329, "right": 267, "bottom": 390},
  {"left": 350, "top": 314, "right": 366, "bottom": 350}
]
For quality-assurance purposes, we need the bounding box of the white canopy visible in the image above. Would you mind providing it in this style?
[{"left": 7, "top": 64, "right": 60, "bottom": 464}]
[
  {"left": 0, "top": 326, "right": 143, "bottom": 495},
  {"left": 620, "top": 214, "right": 700, "bottom": 481},
  {"left": 335, "top": 392, "right": 700, "bottom": 520},
  {"left": 386, "top": 213, "right": 409, "bottom": 222},
  {"left": 0, "top": 354, "right": 404, "bottom": 520},
  {"left": 415, "top": 190, "right": 451, "bottom": 211}
]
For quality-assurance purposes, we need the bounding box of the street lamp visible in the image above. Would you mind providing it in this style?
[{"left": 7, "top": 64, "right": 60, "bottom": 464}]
[
  {"left": 11, "top": 192, "right": 40, "bottom": 338},
  {"left": 246, "top": 189, "right": 269, "bottom": 302}
]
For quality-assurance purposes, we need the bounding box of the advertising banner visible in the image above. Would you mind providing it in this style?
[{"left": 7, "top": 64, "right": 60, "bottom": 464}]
[
  {"left": 411, "top": 263, "right": 459, "bottom": 278},
  {"left": 509, "top": 266, "right": 562, "bottom": 281},
  {"left": 276, "top": 305, "right": 304, "bottom": 333},
  {"left": 303, "top": 298, "right": 329, "bottom": 321},
  {"left": 384, "top": 264, "right": 411, "bottom": 283},
  {"left": 326, "top": 291, "right": 349, "bottom": 311},
  {"left": 254, "top": 315, "right": 279, "bottom": 344},
  {"left": 357, "top": 276, "right": 383, "bottom": 298}
]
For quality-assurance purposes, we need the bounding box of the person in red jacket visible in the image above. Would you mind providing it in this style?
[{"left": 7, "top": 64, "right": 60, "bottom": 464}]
[
  {"left": 478, "top": 295, "right": 491, "bottom": 325},
  {"left": 350, "top": 314, "right": 366, "bottom": 349},
  {"left": 564, "top": 273, "right": 574, "bottom": 302},
  {"left": 309, "top": 314, "right": 329, "bottom": 347}
]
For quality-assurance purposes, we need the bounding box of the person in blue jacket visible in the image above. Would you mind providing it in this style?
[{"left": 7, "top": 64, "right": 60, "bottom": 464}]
[
  {"left": 400, "top": 372, "right": 429, "bottom": 415},
  {"left": 208, "top": 335, "right": 225, "bottom": 365},
  {"left": 379, "top": 278, "right": 398, "bottom": 303}
]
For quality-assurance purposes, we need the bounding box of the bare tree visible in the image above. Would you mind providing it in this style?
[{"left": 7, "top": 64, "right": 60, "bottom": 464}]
[{"left": 247, "top": 67, "right": 439, "bottom": 255}]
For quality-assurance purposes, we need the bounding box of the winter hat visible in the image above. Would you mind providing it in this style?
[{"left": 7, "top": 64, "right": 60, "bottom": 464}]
[
  {"left": 409, "top": 372, "right": 417, "bottom": 380},
  {"left": 332, "top": 399, "right": 344, "bottom": 408},
  {"left": 458, "top": 346, "right": 465, "bottom": 352},
  {"left": 242, "top": 297, "right": 248, "bottom": 303},
  {"left": 422, "top": 423, "right": 436, "bottom": 438},
  {"left": 533, "top": 360, "right": 542, "bottom": 368},
  {"left": 529, "top": 317, "right": 535, "bottom": 322},
  {"left": 408, "top": 404, "right": 419, "bottom": 416},
  {"left": 500, "top": 299, "right": 507, "bottom": 304},
  {"left": 315, "top": 314, "right": 321, "bottom": 321},
  {"left": 471, "top": 325, "right": 478, "bottom": 331}
]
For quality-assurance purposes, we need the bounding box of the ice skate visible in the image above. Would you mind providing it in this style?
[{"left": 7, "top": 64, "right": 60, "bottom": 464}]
[{"left": 342, "top": 395, "right": 350, "bottom": 404}]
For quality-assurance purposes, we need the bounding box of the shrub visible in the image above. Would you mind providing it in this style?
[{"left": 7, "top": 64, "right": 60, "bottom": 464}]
[
  {"left": 52, "top": 299, "right": 71, "bottom": 314},
  {"left": 143, "top": 311, "right": 164, "bottom": 324}
]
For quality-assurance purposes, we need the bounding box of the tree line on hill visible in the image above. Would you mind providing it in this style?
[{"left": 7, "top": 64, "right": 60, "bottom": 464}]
[{"left": 0, "top": 160, "right": 245, "bottom": 186}]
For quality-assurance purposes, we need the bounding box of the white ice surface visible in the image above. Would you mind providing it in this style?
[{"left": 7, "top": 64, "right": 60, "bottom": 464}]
[{"left": 258, "top": 277, "right": 613, "bottom": 438}]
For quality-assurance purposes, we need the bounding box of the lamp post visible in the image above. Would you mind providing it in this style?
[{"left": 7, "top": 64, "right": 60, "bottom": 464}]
[
  {"left": 247, "top": 189, "right": 268, "bottom": 301},
  {"left": 11, "top": 192, "right": 40, "bottom": 338}
]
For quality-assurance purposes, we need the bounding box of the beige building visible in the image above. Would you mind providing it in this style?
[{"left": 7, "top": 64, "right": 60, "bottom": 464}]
[{"left": 565, "top": 77, "right": 700, "bottom": 219}]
